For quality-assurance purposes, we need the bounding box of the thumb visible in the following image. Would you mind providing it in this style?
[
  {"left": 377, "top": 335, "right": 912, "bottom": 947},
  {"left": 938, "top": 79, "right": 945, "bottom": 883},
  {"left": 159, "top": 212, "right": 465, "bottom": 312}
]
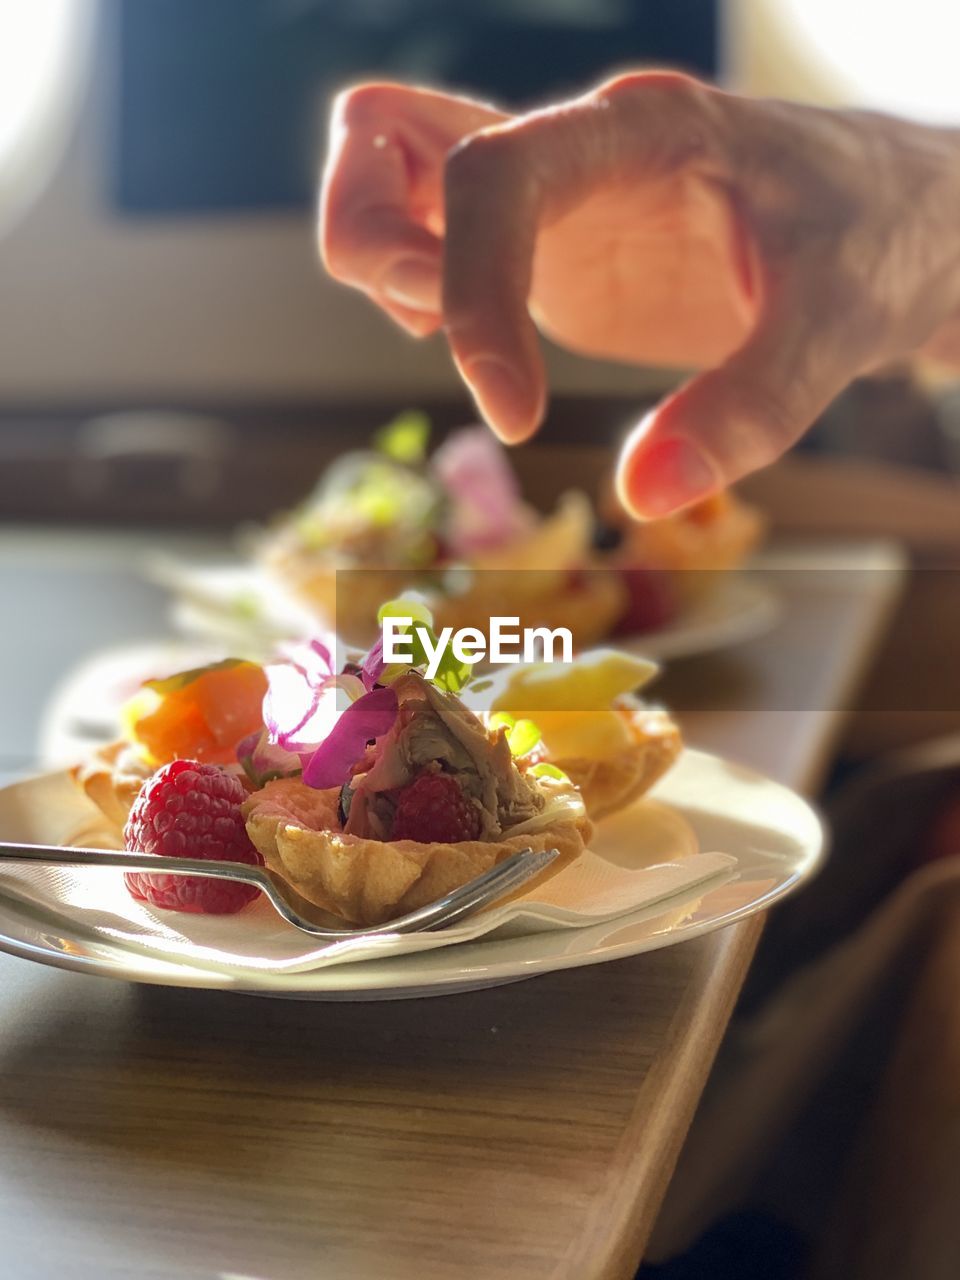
[{"left": 616, "top": 296, "right": 860, "bottom": 518}]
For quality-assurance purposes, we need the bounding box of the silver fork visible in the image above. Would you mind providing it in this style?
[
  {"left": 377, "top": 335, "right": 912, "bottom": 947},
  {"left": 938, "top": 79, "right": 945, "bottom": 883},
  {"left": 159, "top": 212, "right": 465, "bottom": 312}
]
[{"left": 0, "top": 842, "right": 559, "bottom": 939}]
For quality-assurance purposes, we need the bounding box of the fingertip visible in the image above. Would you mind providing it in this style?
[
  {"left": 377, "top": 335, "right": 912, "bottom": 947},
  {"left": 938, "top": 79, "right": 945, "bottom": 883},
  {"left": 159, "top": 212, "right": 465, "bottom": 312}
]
[
  {"left": 380, "top": 254, "right": 442, "bottom": 312},
  {"left": 393, "top": 311, "right": 444, "bottom": 338},
  {"left": 616, "top": 413, "right": 719, "bottom": 520},
  {"left": 459, "top": 355, "right": 545, "bottom": 444},
  {"left": 373, "top": 292, "right": 443, "bottom": 337},
  {"left": 615, "top": 412, "right": 654, "bottom": 519}
]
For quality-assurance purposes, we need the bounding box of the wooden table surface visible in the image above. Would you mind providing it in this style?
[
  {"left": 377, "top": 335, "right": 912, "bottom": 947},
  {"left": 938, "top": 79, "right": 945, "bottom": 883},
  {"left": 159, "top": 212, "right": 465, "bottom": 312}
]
[{"left": 0, "top": 538, "right": 903, "bottom": 1280}]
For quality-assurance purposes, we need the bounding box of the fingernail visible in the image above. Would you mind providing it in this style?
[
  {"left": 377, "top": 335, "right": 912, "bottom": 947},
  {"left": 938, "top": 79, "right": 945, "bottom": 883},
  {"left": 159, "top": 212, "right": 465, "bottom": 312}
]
[
  {"left": 620, "top": 433, "right": 718, "bottom": 519},
  {"left": 381, "top": 257, "right": 440, "bottom": 310},
  {"left": 463, "top": 356, "right": 536, "bottom": 441}
]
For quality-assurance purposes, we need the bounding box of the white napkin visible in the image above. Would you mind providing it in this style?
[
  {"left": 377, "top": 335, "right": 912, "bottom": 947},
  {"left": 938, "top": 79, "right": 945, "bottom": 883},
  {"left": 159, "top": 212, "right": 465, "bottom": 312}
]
[{"left": 0, "top": 796, "right": 736, "bottom": 976}]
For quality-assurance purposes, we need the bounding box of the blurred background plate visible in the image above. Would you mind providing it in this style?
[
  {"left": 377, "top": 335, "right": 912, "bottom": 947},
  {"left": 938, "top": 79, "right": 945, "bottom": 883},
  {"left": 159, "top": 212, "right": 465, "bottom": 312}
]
[
  {"left": 619, "top": 575, "right": 781, "bottom": 662},
  {"left": 156, "top": 557, "right": 782, "bottom": 661}
]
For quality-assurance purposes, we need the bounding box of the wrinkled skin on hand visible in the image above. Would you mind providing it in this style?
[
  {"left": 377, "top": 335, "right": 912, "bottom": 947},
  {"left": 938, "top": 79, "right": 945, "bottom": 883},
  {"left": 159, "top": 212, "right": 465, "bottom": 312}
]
[{"left": 319, "top": 73, "right": 960, "bottom": 517}]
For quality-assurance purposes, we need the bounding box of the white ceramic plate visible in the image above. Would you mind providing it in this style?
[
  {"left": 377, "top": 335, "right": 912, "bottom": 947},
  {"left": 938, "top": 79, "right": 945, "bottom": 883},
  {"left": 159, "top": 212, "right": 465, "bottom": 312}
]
[
  {"left": 0, "top": 750, "right": 823, "bottom": 1000},
  {"left": 618, "top": 575, "right": 781, "bottom": 661},
  {"left": 39, "top": 638, "right": 242, "bottom": 768}
]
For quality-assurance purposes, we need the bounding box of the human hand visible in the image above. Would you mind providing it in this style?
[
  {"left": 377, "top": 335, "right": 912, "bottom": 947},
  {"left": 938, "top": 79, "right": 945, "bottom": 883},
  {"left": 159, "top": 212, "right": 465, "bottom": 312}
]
[{"left": 320, "top": 75, "right": 960, "bottom": 517}]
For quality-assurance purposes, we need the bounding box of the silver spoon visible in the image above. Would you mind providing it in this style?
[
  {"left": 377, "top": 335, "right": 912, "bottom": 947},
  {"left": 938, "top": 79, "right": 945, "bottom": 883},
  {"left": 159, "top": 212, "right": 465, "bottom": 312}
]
[{"left": 0, "top": 842, "right": 559, "bottom": 938}]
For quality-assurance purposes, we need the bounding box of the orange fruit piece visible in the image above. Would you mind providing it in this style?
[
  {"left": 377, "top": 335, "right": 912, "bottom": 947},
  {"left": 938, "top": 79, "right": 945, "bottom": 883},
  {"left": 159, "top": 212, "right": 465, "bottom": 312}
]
[{"left": 122, "top": 659, "right": 268, "bottom": 767}]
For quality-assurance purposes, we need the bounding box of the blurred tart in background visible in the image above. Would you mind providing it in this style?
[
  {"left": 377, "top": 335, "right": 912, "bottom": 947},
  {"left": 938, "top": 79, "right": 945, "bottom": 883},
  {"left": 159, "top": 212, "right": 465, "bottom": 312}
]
[
  {"left": 259, "top": 412, "right": 625, "bottom": 649},
  {"left": 486, "top": 649, "right": 682, "bottom": 822},
  {"left": 599, "top": 482, "right": 766, "bottom": 630},
  {"left": 259, "top": 411, "right": 765, "bottom": 651}
]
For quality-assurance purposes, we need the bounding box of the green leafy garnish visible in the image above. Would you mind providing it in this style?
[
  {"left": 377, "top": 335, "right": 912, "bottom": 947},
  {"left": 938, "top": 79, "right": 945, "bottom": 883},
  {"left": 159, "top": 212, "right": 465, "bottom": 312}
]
[
  {"left": 489, "top": 711, "right": 543, "bottom": 758},
  {"left": 378, "top": 596, "right": 434, "bottom": 628},
  {"left": 374, "top": 411, "right": 431, "bottom": 465},
  {"left": 351, "top": 461, "right": 407, "bottom": 525},
  {"left": 424, "top": 644, "right": 473, "bottom": 694},
  {"left": 376, "top": 597, "right": 473, "bottom": 694},
  {"left": 529, "top": 762, "right": 571, "bottom": 783},
  {"left": 231, "top": 590, "right": 263, "bottom": 621}
]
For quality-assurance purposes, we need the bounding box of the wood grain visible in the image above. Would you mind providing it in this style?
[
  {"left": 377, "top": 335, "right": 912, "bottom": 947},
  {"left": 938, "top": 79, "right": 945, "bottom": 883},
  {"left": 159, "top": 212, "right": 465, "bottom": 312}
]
[{"left": 0, "top": 928, "right": 762, "bottom": 1280}]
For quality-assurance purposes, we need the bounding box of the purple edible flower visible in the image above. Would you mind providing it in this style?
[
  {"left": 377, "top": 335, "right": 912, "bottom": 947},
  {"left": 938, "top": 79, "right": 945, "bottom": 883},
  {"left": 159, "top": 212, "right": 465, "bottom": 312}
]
[{"left": 301, "top": 685, "right": 399, "bottom": 790}]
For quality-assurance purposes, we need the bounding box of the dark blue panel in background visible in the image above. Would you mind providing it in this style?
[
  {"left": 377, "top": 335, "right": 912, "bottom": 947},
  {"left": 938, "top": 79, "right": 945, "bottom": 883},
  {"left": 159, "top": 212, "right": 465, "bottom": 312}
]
[{"left": 114, "top": 0, "right": 718, "bottom": 215}]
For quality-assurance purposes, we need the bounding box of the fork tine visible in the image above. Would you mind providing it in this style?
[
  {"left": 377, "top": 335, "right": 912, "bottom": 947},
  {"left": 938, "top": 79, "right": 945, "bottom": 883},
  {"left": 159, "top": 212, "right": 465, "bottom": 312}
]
[
  {"left": 414, "top": 848, "right": 560, "bottom": 934},
  {"left": 0, "top": 841, "right": 561, "bottom": 941},
  {"left": 270, "top": 848, "right": 558, "bottom": 937},
  {"left": 385, "top": 847, "right": 560, "bottom": 936}
]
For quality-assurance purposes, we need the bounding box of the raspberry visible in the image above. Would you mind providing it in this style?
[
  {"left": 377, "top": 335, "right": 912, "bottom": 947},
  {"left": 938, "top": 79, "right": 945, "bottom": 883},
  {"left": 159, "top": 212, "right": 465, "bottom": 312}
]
[
  {"left": 391, "top": 773, "right": 482, "bottom": 844},
  {"left": 123, "top": 759, "right": 263, "bottom": 914},
  {"left": 614, "top": 566, "right": 678, "bottom": 635}
]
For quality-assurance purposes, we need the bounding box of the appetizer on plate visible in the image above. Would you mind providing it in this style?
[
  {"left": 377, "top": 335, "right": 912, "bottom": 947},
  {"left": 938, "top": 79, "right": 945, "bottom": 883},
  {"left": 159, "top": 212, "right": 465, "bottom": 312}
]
[
  {"left": 258, "top": 412, "right": 764, "bottom": 648},
  {"left": 259, "top": 412, "right": 625, "bottom": 649},
  {"left": 600, "top": 486, "right": 766, "bottom": 631},
  {"left": 242, "top": 667, "right": 589, "bottom": 927},
  {"left": 487, "top": 650, "right": 682, "bottom": 821},
  {"left": 70, "top": 607, "right": 682, "bottom": 927}
]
